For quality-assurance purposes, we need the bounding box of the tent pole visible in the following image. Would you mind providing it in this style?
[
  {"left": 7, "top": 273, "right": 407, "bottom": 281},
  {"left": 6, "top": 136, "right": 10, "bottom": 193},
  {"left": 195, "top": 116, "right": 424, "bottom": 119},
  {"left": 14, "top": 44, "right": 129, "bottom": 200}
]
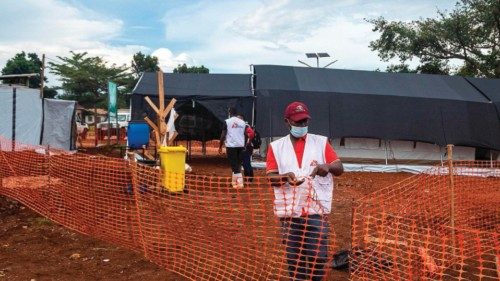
[
  {"left": 447, "top": 144, "right": 456, "bottom": 260},
  {"left": 12, "top": 87, "right": 16, "bottom": 151},
  {"left": 107, "top": 110, "right": 111, "bottom": 146},
  {"left": 157, "top": 70, "right": 164, "bottom": 148},
  {"left": 384, "top": 140, "right": 388, "bottom": 165},
  {"left": 250, "top": 64, "right": 255, "bottom": 127},
  {"left": 266, "top": 101, "right": 272, "bottom": 158},
  {"left": 40, "top": 54, "right": 45, "bottom": 98},
  {"left": 94, "top": 107, "right": 98, "bottom": 147},
  {"left": 440, "top": 146, "right": 444, "bottom": 166}
]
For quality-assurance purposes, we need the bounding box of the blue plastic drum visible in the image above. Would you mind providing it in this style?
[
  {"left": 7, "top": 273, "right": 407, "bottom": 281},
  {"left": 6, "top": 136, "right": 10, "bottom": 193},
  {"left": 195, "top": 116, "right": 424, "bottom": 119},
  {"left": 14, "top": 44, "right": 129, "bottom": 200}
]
[{"left": 127, "top": 121, "right": 150, "bottom": 149}]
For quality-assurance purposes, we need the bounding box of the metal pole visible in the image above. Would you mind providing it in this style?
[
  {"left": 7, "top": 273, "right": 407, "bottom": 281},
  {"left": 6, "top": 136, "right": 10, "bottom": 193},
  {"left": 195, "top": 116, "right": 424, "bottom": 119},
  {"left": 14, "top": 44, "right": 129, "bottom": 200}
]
[
  {"left": 40, "top": 54, "right": 45, "bottom": 99},
  {"left": 447, "top": 144, "right": 456, "bottom": 258},
  {"left": 116, "top": 116, "right": 119, "bottom": 145},
  {"left": 250, "top": 64, "right": 256, "bottom": 127},
  {"left": 94, "top": 107, "right": 98, "bottom": 147},
  {"left": 384, "top": 140, "right": 388, "bottom": 165},
  {"left": 440, "top": 146, "right": 444, "bottom": 166},
  {"left": 12, "top": 88, "right": 16, "bottom": 151},
  {"left": 107, "top": 110, "right": 111, "bottom": 146}
]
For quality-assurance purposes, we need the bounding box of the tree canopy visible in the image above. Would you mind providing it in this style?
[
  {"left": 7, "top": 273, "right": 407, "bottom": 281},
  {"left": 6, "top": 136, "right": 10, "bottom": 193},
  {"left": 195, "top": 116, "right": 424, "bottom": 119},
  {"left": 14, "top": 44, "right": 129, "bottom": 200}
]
[
  {"left": 1, "top": 52, "right": 45, "bottom": 87},
  {"left": 1, "top": 52, "right": 59, "bottom": 98},
  {"left": 49, "top": 51, "right": 133, "bottom": 109},
  {"left": 131, "top": 52, "right": 160, "bottom": 78},
  {"left": 173, "top": 63, "right": 209, "bottom": 73},
  {"left": 369, "top": 0, "right": 499, "bottom": 78}
]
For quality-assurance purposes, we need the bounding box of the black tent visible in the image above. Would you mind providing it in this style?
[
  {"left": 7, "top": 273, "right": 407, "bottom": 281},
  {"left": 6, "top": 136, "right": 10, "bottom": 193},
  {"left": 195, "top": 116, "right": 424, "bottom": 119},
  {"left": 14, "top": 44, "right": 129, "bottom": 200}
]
[
  {"left": 132, "top": 72, "right": 253, "bottom": 141},
  {"left": 254, "top": 65, "right": 500, "bottom": 151},
  {"left": 465, "top": 77, "right": 500, "bottom": 120}
]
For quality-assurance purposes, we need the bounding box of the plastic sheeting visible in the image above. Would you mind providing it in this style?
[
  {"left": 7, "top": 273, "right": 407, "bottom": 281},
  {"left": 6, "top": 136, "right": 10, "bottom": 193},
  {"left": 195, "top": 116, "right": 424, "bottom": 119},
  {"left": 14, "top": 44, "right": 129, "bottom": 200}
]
[
  {"left": 0, "top": 85, "right": 42, "bottom": 147},
  {"left": 42, "top": 99, "right": 76, "bottom": 150},
  {"left": 131, "top": 72, "right": 254, "bottom": 142},
  {"left": 465, "top": 77, "right": 500, "bottom": 119},
  {"left": 0, "top": 85, "right": 14, "bottom": 140},
  {"left": 0, "top": 85, "right": 77, "bottom": 150},
  {"left": 251, "top": 161, "right": 499, "bottom": 177},
  {"left": 16, "top": 87, "right": 43, "bottom": 145},
  {"left": 250, "top": 161, "right": 431, "bottom": 174},
  {"left": 333, "top": 138, "right": 475, "bottom": 161},
  {"left": 253, "top": 65, "right": 500, "bottom": 150}
]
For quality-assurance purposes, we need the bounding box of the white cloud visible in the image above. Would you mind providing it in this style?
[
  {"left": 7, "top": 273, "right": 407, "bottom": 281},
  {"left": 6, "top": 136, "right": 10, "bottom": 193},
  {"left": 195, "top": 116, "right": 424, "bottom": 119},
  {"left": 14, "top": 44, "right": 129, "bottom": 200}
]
[
  {"left": 151, "top": 48, "right": 196, "bottom": 72},
  {"left": 0, "top": 0, "right": 147, "bottom": 86},
  {"left": 230, "top": 0, "right": 358, "bottom": 42},
  {"left": 0, "top": 0, "right": 458, "bottom": 84},
  {"left": 0, "top": 0, "right": 122, "bottom": 45},
  {"left": 162, "top": 1, "right": 260, "bottom": 43},
  {"left": 162, "top": 0, "right": 456, "bottom": 73}
]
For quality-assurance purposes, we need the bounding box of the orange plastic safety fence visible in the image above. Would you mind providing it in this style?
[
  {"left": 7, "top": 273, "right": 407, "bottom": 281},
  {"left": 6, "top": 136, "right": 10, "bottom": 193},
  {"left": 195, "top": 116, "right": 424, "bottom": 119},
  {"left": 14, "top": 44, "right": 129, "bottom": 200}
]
[
  {"left": 351, "top": 161, "right": 500, "bottom": 280},
  {"left": 0, "top": 136, "right": 340, "bottom": 281},
  {"left": 176, "top": 140, "right": 224, "bottom": 156}
]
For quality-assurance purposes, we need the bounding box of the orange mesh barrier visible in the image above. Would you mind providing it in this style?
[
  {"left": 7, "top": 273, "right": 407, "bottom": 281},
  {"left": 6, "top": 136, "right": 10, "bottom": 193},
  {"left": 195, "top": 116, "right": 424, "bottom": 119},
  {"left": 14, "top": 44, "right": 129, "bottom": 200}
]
[
  {"left": 351, "top": 161, "right": 500, "bottom": 280},
  {"left": 77, "top": 127, "right": 128, "bottom": 148},
  {"left": 2, "top": 136, "right": 499, "bottom": 280},
  {"left": 0, "top": 136, "right": 338, "bottom": 280},
  {"left": 176, "top": 140, "right": 224, "bottom": 156}
]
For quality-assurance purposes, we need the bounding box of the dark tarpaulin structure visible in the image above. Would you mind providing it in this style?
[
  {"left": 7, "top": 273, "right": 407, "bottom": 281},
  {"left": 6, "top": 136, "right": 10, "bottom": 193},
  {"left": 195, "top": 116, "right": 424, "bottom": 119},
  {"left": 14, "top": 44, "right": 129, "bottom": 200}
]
[
  {"left": 254, "top": 65, "right": 500, "bottom": 151},
  {"left": 132, "top": 72, "right": 253, "bottom": 141},
  {"left": 465, "top": 77, "right": 500, "bottom": 120}
]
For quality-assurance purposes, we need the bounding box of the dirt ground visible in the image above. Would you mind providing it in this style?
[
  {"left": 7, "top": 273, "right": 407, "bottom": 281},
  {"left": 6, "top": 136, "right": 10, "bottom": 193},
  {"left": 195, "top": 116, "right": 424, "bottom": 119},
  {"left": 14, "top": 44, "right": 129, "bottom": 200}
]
[{"left": 0, "top": 153, "right": 412, "bottom": 281}]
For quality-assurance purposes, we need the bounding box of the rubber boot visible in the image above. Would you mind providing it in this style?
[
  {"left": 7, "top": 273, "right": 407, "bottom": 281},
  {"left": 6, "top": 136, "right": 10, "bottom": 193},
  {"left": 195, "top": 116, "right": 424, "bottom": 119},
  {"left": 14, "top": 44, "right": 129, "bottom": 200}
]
[
  {"left": 231, "top": 173, "right": 238, "bottom": 189},
  {"left": 235, "top": 173, "right": 244, "bottom": 188}
]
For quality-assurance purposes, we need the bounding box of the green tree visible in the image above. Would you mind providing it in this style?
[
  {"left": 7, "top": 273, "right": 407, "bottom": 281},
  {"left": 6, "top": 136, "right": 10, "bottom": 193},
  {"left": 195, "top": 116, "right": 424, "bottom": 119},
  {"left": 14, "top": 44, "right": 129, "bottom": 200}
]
[
  {"left": 385, "top": 60, "right": 450, "bottom": 75},
  {"left": 369, "top": 0, "right": 499, "bottom": 78},
  {"left": 49, "top": 51, "right": 133, "bottom": 109},
  {"left": 42, "top": 87, "right": 58, "bottom": 99},
  {"left": 1, "top": 52, "right": 60, "bottom": 98},
  {"left": 1, "top": 52, "right": 44, "bottom": 87},
  {"left": 173, "top": 63, "right": 209, "bottom": 73},
  {"left": 415, "top": 60, "right": 451, "bottom": 75},
  {"left": 385, "top": 64, "right": 418, "bottom": 73},
  {"left": 131, "top": 52, "right": 160, "bottom": 78}
]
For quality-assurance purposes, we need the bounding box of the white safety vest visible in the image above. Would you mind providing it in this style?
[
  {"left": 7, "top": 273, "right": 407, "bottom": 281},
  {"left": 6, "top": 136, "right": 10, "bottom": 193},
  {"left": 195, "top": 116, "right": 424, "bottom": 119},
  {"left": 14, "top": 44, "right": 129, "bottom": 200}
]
[
  {"left": 270, "top": 134, "right": 334, "bottom": 217},
  {"left": 224, "top": 116, "right": 246, "bottom": 148}
]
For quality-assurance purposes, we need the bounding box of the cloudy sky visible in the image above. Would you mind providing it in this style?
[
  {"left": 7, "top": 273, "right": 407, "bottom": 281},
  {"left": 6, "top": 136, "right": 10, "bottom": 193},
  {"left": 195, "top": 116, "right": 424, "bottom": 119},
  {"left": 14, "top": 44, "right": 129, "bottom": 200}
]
[{"left": 0, "top": 0, "right": 456, "bottom": 86}]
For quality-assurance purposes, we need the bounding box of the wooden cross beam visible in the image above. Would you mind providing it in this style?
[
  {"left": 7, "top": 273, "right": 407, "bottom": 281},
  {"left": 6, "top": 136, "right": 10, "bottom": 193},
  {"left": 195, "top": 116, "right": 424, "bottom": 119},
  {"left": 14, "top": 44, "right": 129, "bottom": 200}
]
[{"left": 143, "top": 70, "right": 178, "bottom": 149}]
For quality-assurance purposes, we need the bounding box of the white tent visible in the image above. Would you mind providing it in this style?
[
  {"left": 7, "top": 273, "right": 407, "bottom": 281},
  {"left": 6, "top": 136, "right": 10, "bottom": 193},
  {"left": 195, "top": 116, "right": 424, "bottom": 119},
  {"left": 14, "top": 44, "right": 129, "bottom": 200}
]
[
  {"left": 0, "top": 84, "right": 76, "bottom": 150},
  {"left": 0, "top": 84, "right": 42, "bottom": 145},
  {"left": 332, "top": 138, "right": 476, "bottom": 162}
]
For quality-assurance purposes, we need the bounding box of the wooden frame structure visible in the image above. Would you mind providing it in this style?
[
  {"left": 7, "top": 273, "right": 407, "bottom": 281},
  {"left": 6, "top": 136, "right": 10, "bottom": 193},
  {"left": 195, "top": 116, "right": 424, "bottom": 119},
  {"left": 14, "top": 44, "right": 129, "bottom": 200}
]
[{"left": 143, "top": 70, "right": 178, "bottom": 158}]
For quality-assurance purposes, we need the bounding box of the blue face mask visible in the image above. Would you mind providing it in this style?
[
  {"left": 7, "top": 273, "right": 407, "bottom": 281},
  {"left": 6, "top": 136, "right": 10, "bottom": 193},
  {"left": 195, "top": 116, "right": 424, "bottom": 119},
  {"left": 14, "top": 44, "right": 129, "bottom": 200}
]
[{"left": 290, "top": 125, "right": 308, "bottom": 138}]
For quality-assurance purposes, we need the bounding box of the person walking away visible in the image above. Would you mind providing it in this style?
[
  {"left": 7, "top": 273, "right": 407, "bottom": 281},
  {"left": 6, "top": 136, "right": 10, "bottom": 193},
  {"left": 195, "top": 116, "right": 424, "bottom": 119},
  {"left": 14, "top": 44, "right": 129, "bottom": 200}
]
[
  {"left": 266, "top": 101, "right": 343, "bottom": 281},
  {"left": 219, "top": 107, "right": 246, "bottom": 188},
  {"left": 236, "top": 114, "right": 255, "bottom": 182}
]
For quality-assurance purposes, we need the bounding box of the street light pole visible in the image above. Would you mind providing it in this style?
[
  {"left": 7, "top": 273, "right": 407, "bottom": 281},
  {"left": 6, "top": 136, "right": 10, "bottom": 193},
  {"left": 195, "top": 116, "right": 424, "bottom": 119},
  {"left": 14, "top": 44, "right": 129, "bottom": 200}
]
[{"left": 304, "top": 53, "right": 336, "bottom": 68}]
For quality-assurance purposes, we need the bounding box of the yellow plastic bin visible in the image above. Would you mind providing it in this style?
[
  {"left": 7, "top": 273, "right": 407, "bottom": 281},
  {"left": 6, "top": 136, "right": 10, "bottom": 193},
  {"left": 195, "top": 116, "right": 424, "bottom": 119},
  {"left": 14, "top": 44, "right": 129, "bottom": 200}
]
[{"left": 158, "top": 146, "right": 187, "bottom": 192}]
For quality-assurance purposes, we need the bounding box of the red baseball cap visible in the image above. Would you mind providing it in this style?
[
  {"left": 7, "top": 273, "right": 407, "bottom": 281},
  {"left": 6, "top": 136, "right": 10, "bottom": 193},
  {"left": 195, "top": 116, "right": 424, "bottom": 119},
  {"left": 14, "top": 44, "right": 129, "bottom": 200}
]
[{"left": 284, "top": 102, "right": 311, "bottom": 122}]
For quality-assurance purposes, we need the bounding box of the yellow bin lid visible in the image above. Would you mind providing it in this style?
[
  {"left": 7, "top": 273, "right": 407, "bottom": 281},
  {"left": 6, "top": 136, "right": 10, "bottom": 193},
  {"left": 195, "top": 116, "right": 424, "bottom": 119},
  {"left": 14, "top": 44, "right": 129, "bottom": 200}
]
[{"left": 158, "top": 146, "right": 186, "bottom": 153}]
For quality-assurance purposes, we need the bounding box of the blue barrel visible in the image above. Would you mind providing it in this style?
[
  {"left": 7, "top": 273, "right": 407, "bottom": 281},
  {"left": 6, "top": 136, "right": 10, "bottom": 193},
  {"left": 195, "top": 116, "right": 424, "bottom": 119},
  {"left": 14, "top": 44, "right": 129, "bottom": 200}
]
[{"left": 127, "top": 121, "right": 150, "bottom": 149}]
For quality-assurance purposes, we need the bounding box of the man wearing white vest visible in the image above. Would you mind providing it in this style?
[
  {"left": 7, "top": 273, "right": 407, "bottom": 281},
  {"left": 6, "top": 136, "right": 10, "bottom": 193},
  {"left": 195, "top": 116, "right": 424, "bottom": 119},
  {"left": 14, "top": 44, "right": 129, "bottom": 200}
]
[
  {"left": 266, "top": 101, "right": 343, "bottom": 281},
  {"left": 219, "top": 107, "right": 247, "bottom": 188}
]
